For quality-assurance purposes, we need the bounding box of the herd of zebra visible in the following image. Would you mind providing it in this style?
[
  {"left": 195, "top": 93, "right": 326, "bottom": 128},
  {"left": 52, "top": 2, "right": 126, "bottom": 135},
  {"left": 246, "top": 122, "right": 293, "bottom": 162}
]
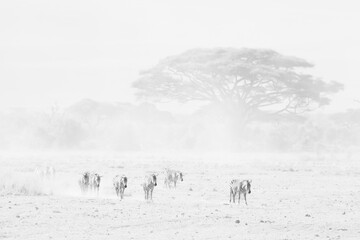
[
  {"left": 77, "top": 169, "right": 184, "bottom": 201},
  {"left": 35, "top": 166, "right": 252, "bottom": 204}
]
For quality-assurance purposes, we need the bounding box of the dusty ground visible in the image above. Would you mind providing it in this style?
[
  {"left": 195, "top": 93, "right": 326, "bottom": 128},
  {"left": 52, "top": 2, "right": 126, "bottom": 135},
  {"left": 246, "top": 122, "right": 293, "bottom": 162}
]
[{"left": 1, "top": 151, "right": 360, "bottom": 240}]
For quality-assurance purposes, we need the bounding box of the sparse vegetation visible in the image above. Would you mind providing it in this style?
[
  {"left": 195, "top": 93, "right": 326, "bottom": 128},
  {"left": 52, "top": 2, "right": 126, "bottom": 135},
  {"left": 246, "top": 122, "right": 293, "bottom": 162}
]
[{"left": 0, "top": 99, "right": 359, "bottom": 153}]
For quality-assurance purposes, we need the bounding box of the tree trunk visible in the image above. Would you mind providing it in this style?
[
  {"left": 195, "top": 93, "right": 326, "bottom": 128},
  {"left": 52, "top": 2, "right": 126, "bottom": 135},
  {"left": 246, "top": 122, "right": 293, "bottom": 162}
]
[{"left": 222, "top": 103, "right": 252, "bottom": 150}]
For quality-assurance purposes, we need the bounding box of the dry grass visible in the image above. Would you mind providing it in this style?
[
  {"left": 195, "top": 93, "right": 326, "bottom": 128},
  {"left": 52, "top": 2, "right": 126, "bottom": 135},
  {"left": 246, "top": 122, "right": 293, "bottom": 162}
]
[{"left": 0, "top": 172, "right": 51, "bottom": 196}]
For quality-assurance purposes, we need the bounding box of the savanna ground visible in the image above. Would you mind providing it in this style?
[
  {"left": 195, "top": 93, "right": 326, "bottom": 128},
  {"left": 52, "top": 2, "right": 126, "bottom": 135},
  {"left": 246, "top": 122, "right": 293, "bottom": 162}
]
[{"left": 0, "top": 151, "right": 360, "bottom": 240}]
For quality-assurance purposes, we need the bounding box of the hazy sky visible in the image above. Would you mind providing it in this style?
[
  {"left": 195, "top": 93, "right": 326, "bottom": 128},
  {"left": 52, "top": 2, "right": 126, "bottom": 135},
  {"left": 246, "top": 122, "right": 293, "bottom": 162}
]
[{"left": 0, "top": 0, "right": 359, "bottom": 113}]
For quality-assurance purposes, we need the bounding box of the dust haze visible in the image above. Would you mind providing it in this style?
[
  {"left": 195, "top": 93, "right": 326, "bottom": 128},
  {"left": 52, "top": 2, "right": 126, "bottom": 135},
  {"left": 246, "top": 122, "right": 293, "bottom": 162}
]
[{"left": 1, "top": 1, "right": 360, "bottom": 240}]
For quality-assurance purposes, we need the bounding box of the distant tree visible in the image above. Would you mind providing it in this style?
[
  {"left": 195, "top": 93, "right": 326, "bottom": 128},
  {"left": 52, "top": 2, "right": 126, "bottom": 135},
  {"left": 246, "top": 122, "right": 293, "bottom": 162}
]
[{"left": 133, "top": 48, "right": 343, "bottom": 125}]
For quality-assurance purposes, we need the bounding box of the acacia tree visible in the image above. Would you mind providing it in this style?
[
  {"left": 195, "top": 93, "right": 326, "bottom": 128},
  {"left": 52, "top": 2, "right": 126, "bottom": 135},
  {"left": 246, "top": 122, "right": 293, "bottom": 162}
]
[{"left": 133, "top": 48, "right": 342, "bottom": 124}]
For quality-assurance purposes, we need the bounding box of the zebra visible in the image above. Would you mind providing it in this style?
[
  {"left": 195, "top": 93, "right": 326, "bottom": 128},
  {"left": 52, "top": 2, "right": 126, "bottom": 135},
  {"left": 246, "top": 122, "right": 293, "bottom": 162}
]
[
  {"left": 229, "top": 179, "right": 252, "bottom": 204},
  {"left": 89, "top": 172, "right": 102, "bottom": 195},
  {"left": 35, "top": 166, "right": 56, "bottom": 180},
  {"left": 78, "top": 171, "right": 91, "bottom": 194},
  {"left": 164, "top": 169, "right": 183, "bottom": 188},
  {"left": 143, "top": 173, "right": 158, "bottom": 200},
  {"left": 113, "top": 175, "right": 128, "bottom": 200}
]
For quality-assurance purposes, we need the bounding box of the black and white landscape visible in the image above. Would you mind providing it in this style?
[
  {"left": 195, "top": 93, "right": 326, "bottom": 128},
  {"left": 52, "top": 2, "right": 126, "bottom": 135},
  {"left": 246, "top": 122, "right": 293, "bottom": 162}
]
[{"left": 1, "top": 1, "right": 359, "bottom": 239}]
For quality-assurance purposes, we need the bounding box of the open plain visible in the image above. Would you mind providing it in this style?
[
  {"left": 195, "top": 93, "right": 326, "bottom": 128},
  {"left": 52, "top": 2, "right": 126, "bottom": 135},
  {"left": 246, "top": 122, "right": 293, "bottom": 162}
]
[{"left": 1, "top": 151, "right": 359, "bottom": 240}]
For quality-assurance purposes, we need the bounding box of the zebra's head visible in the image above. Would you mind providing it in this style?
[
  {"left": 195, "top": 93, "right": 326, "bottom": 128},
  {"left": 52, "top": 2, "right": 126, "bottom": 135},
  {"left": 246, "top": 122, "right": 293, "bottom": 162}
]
[
  {"left": 122, "top": 176, "right": 128, "bottom": 188},
  {"left": 83, "top": 172, "right": 90, "bottom": 184},
  {"left": 94, "top": 174, "right": 103, "bottom": 187},
  {"left": 247, "top": 180, "right": 252, "bottom": 194},
  {"left": 152, "top": 174, "right": 157, "bottom": 186},
  {"left": 179, "top": 172, "right": 183, "bottom": 181}
]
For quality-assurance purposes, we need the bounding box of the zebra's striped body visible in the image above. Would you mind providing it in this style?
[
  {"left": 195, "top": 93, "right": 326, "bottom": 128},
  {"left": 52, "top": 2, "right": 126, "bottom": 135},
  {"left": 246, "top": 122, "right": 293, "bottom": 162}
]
[
  {"left": 229, "top": 179, "right": 252, "bottom": 204},
  {"left": 89, "top": 172, "right": 102, "bottom": 195},
  {"left": 164, "top": 169, "right": 183, "bottom": 188},
  {"left": 79, "top": 171, "right": 91, "bottom": 194},
  {"left": 143, "top": 174, "right": 157, "bottom": 200},
  {"left": 113, "top": 175, "right": 128, "bottom": 200}
]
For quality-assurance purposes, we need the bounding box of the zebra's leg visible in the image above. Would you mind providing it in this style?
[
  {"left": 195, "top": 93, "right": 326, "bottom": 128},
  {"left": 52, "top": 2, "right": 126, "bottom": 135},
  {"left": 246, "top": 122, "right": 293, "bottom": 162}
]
[
  {"left": 150, "top": 188, "right": 153, "bottom": 200},
  {"left": 238, "top": 192, "right": 241, "bottom": 204},
  {"left": 230, "top": 189, "right": 233, "bottom": 203},
  {"left": 244, "top": 193, "right": 247, "bottom": 205},
  {"left": 174, "top": 180, "right": 177, "bottom": 188}
]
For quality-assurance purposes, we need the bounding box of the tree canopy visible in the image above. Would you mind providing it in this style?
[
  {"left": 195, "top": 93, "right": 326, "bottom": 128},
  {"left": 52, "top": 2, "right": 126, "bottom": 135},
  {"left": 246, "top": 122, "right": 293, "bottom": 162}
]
[{"left": 133, "top": 48, "right": 343, "bottom": 123}]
